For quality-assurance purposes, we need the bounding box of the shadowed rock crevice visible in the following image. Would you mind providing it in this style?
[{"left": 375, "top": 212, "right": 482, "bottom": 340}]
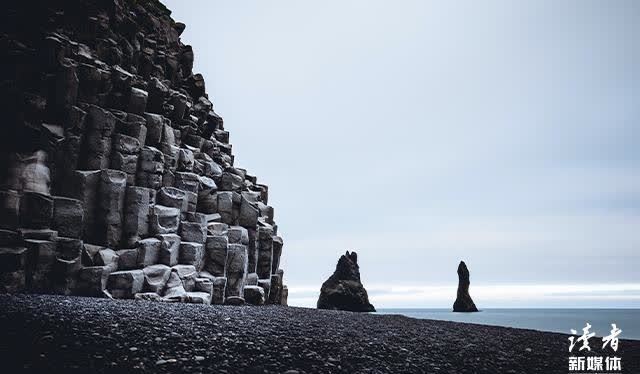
[
  {"left": 318, "top": 251, "right": 375, "bottom": 312},
  {"left": 453, "top": 260, "right": 478, "bottom": 312}
]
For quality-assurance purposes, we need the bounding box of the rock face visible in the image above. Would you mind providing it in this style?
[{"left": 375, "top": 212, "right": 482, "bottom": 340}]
[
  {"left": 0, "top": 0, "right": 286, "bottom": 306},
  {"left": 453, "top": 261, "right": 478, "bottom": 312},
  {"left": 317, "top": 251, "right": 375, "bottom": 312}
]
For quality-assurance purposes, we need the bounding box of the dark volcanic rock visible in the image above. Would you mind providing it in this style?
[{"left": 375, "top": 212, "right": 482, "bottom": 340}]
[
  {"left": 453, "top": 260, "right": 478, "bottom": 312},
  {"left": 317, "top": 251, "right": 375, "bottom": 312},
  {"left": 3, "top": 294, "right": 640, "bottom": 374},
  {"left": 0, "top": 0, "right": 287, "bottom": 305}
]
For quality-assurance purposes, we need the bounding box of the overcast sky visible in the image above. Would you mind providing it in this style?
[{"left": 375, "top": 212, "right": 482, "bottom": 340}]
[{"left": 162, "top": 0, "right": 639, "bottom": 308}]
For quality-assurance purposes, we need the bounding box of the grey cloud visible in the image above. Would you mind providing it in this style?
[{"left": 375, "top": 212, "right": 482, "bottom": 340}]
[{"left": 162, "top": 0, "right": 640, "bottom": 307}]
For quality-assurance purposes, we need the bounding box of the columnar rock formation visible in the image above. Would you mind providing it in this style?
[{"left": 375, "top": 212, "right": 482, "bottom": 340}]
[
  {"left": 317, "top": 251, "right": 375, "bottom": 312},
  {"left": 0, "top": 0, "right": 287, "bottom": 306},
  {"left": 453, "top": 261, "right": 478, "bottom": 312}
]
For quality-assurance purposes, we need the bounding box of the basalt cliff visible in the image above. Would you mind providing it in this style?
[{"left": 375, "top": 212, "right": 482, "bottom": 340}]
[{"left": 0, "top": 0, "right": 287, "bottom": 306}]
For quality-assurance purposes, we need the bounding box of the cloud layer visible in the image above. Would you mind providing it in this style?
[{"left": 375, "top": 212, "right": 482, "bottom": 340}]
[{"left": 163, "top": 0, "right": 640, "bottom": 307}]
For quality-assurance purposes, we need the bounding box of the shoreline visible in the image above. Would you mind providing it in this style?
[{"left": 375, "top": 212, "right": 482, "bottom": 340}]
[
  {"left": 1, "top": 294, "right": 639, "bottom": 373},
  {"left": 375, "top": 308, "right": 640, "bottom": 341}
]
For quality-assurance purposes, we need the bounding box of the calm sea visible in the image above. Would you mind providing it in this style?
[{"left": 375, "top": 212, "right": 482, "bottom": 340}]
[{"left": 377, "top": 309, "right": 640, "bottom": 340}]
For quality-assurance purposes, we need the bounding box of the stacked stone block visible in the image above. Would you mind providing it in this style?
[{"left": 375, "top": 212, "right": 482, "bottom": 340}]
[{"left": 0, "top": 0, "right": 287, "bottom": 307}]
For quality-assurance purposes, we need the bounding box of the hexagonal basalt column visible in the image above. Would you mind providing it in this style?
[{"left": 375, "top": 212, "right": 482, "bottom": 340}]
[
  {"left": 81, "top": 105, "right": 116, "bottom": 170},
  {"left": 204, "top": 234, "right": 228, "bottom": 277},
  {"left": 256, "top": 226, "right": 274, "bottom": 279},
  {"left": 149, "top": 205, "right": 180, "bottom": 235},
  {"left": 122, "top": 186, "right": 152, "bottom": 247},
  {"left": 52, "top": 197, "right": 84, "bottom": 239},
  {"left": 224, "top": 243, "right": 248, "bottom": 300},
  {"left": 95, "top": 170, "right": 127, "bottom": 248}
]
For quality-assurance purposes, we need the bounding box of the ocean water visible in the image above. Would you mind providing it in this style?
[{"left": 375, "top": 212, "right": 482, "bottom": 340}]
[{"left": 377, "top": 309, "right": 640, "bottom": 340}]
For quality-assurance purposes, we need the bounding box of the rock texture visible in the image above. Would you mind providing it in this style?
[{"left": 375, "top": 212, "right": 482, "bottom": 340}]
[
  {"left": 8, "top": 294, "right": 638, "bottom": 374},
  {"left": 0, "top": 0, "right": 286, "bottom": 306},
  {"left": 453, "top": 260, "right": 478, "bottom": 312},
  {"left": 317, "top": 251, "right": 375, "bottom": 312}
]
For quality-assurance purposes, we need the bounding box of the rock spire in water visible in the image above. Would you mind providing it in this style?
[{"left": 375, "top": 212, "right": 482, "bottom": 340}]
[
  {"left": 453, "top": 260, "right": 478, "bottom": 312},
  {"left": 317, "top": 251, "right": 375, "bottom": 312}
]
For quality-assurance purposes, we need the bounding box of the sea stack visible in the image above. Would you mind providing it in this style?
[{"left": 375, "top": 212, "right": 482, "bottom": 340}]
[
  {"left": 317, "top": 251, "right": 375, "bottom": 312},
  {"left": 453, "top": 260, "right": 478, "bottom": 312}
]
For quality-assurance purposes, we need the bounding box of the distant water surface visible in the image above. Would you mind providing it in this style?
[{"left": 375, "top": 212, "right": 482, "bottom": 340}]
[{"left": 377, "top": 309, "right": 640, "bottom": 340}]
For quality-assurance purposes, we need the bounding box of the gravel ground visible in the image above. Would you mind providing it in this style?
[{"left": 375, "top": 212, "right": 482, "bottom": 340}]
[{"left": 0, "top": 294, "right": 638, "bottom": 373}]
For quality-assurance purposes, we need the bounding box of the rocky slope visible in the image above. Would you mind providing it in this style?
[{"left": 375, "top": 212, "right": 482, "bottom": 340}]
[{"left": 0, "top": 0, "right": 286, "bottom": 305}]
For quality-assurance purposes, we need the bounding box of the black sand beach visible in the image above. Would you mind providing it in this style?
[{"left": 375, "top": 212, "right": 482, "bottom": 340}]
[{"left": 1, "top": 294, "right": 639, "bottom": 373}]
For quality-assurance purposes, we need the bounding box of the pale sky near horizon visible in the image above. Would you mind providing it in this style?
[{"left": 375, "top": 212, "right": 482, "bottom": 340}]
[{"left": 162, "top": 0, "right": 640, "bottom": 308}]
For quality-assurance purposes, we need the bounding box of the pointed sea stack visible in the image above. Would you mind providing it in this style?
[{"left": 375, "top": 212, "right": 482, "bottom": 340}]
[
  {"left": 453, "top": 260, "right": 478, "bottom": 312},
  {"left": 317, "top": 251, "right": 375, "bottom": 312}
]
